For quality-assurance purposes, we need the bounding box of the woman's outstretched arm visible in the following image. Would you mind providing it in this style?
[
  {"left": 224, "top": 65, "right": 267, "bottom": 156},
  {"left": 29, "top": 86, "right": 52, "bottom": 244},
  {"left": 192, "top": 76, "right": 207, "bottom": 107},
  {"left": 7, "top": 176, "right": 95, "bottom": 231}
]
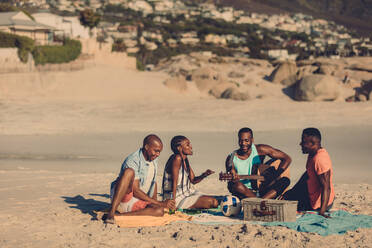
[{"left": 188, "top": 163, "right": 214, "bottom": 184}]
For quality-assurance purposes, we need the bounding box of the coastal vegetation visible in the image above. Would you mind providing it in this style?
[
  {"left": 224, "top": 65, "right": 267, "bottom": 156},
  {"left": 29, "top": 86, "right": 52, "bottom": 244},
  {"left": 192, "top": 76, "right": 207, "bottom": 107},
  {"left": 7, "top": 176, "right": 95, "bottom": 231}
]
[
  {"left": 0, "top": 31, "right": 35, "bottom": 62},
  {"left": 79, "top": 8, "right": 101, "bottom": 31},
  {"left": 32, "top": 39, "right": 82, "bottom": 65},
  {"left": 0, "top": 31, "right": 82, "bottom": 65}
]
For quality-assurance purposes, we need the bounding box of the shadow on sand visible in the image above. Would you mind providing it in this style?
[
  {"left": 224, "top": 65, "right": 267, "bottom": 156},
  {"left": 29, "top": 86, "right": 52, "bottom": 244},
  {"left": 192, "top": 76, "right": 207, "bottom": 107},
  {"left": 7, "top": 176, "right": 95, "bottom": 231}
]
[
  {"left": 62, "top": 194, "right": 110, "bottom": 220},
  {"left": 282, "top": 84, "right": 296, "bottom": 99},
  {"left": 89, "top": 193, "right": 110, "bottom": 198}
]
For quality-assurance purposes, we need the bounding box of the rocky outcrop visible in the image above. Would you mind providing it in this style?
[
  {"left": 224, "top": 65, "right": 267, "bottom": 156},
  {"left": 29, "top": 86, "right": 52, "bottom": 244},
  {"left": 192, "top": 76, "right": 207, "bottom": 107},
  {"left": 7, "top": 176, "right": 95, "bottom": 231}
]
[
  {"left": 360, "top": 80, "right": 372, "bottom": 101},
  {"left": 163, "top": 76, "right": 188, "bottom": 92},
  {"left": 220, "top": 87, "right": 250, "bottom": 101},
  {"left": 159, "top": 53, "right": 372, "bottom": 102},
  {"left": 316, "top": 64, "right": 339, "bottom": 75},
  {"left": 209, "top": 82, "right": 237, "bottom": 98},
  {"left": 296, "top": 65, "right": 318, "bottom": 79},
  {"left": 347, "top": 64, "right": 372, "bottom": 73},
  {"left": 228, "top": 71, "right": 245, "bottom": 78},
  {"left": 268, "top": 61, "right": 298, "bottom": 86},
  {"left": 294, "top": 75, "right": 340, "bottom": 101},
  {"left": 191, "top": 67, "right": 223, "bottom": 93}
]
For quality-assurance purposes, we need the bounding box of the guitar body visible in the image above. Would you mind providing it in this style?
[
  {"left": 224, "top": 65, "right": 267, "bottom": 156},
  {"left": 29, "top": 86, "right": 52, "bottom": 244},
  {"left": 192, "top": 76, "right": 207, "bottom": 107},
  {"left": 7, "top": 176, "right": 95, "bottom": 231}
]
[
  {"left": 221, "top": 156, "right": 291, "bottom": 198},
  {"left": 253, "top": 159, "right": 290, "bottom": 191},
  {"left": 221, "top": 157, "right": 290, "bottom": 190}
]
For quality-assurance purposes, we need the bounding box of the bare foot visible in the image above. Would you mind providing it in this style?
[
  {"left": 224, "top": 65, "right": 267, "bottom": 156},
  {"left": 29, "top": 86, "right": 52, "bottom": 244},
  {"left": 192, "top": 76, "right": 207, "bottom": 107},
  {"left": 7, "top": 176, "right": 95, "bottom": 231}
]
[{"left": 104, "top": 213, "right": 115, "bottom": 224}]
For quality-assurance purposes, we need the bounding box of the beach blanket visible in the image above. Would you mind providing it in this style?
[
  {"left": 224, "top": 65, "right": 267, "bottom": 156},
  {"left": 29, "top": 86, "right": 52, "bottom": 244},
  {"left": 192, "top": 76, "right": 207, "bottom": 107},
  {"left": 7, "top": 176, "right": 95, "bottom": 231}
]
[
  {"left": 261, "top": 210, "right": 372, "bottom": 236},
  {"left": 181, "top": 208, "right": 245, "bottom": 225},
  {"left": 96, "top": 208, "right": 372, "bottom": 234},
  {"left": 185, "top": 209, "right": 372, "bottom": 236},
  {"left": 97, "top": 211, "right": 193, "bottom": 228}
]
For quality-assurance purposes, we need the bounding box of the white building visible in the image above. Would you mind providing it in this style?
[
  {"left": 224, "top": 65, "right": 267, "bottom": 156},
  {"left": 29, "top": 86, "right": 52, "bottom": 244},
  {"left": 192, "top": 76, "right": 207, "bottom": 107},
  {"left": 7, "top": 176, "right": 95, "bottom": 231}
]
[
  {"left": 0, "top": 11, "right": 55, "bottom": 45},
  {"left": 33, "top": 12, "right": 90, "bottom": 39},
  {"left": 153, "top": 0, "right": 175, "bottom": 12},
  {"left": 266, "top": 49, "right": 297, "bottom": 61},
  {"left": 127, "top": 0, "right": 153, "bottom": 16}
]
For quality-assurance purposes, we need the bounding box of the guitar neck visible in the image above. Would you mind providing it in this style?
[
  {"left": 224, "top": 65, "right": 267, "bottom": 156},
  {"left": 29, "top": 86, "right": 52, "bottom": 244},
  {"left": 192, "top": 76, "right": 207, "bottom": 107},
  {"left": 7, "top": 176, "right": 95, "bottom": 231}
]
[{"left": 238, "top": 175, "right": 264, "bottom": 181}]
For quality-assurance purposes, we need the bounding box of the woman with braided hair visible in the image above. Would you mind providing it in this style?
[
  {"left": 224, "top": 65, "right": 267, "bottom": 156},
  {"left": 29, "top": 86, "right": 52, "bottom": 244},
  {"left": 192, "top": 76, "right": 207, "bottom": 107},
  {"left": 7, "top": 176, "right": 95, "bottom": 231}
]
[{"left": 162, "top": 135, "right": 218, "bottom": 209}]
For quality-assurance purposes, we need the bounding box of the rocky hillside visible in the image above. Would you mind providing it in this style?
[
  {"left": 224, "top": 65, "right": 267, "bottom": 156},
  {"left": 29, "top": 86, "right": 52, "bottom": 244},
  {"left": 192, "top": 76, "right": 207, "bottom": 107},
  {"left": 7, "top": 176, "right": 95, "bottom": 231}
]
[
  {"left": 158, "top": 52, "right": 372, "bottom": 102},
  {"left": 217, "top": 0, "right": 372, "bottom": 35}
]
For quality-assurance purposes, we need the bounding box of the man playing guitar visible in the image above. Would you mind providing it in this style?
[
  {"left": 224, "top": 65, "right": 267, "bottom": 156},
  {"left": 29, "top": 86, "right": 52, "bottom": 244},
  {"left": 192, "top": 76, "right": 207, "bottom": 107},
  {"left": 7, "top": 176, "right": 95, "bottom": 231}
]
[{"left": 223, "top": 127, "right": 292, "bottom": 199}]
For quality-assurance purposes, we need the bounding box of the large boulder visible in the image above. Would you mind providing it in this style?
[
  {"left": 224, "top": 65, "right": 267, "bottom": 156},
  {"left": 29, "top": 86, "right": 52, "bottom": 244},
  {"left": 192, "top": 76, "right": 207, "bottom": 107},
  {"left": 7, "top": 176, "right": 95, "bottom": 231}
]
[
  {"left": 194, "top": 78, "right": 219, "bottom": 92},
  {"left": 163, "top": 76, "right": 188, "bottom": 92},
  {"left": 296, "top": 65, "right": 317, "bottom": 79},
  {"left": 191, "top": 67, "right": 221, "bottom": 92},
  {"left": 294, "top": 75, "right": 340, "bottom": 101},
  {"left": 191, "top": 67, "right": 215, "bottom": 80},
  {"left": 360, "top": 80, "right": 372, "bottom": 101},
  {"left": 220, "top": 87, "right": 250, "bottom": 101},
  {"left": 209, "top": 82, "right": 238, "bottom": 98},
  {"left": 317, "top": 64, "right": 339, "bottom": 75},
  {"left": 155, "top": 54, "right": 201, "bottom": 76},
  {"left": 228, "top": 71, "right": 245, "bottom": 78},
  {"left": 348, "top": 64, "right": 372, "bottom": 73},
  {"left": 268, "top": 61, "right": 298, "bottom": 86}
]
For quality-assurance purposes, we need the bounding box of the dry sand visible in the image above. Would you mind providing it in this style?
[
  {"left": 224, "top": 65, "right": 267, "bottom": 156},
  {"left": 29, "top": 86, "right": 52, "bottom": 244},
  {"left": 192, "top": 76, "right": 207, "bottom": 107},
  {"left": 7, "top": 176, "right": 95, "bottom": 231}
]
[{"left": 0, "top": 54, "right": 371, "bottom": 247}]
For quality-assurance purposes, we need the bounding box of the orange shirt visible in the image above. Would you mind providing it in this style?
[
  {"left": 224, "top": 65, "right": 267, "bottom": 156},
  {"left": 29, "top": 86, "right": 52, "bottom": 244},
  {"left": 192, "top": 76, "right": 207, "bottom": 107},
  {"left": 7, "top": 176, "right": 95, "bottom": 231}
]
[{"left": 306, "top": 148, "right": 335, "bottom": 209}]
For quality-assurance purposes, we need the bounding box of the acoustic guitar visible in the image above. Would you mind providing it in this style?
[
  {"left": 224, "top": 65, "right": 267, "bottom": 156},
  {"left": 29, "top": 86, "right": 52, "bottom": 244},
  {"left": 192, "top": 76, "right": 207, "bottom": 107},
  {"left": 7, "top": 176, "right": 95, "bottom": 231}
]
[
  {"left": 219, "top": 159, "right": 290, "bottom": 190},
  {"left": 219, "top": 172, "right": 264, "bottom": 181}
]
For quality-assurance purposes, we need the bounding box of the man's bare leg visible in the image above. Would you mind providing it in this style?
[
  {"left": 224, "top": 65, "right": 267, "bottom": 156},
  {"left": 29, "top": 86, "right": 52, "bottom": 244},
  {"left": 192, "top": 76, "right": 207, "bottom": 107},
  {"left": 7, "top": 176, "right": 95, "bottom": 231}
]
[
  {"left": 116, "top": 204, "right": 164, "bottom": 217},
  {"left": 106, "top": 168, "right": 134, "bottom": 223},
  {"left": 262, "top": 189, "right": 277, "bottom": 199},
  {"left": 230, "top": 181, "right": 256, "bottom": 198},
  {"left": 261, "top": 177, "right": 290, "bottom": 199},
  {"left": 189, "top": 196, "right": 218, "bottom": 209}
]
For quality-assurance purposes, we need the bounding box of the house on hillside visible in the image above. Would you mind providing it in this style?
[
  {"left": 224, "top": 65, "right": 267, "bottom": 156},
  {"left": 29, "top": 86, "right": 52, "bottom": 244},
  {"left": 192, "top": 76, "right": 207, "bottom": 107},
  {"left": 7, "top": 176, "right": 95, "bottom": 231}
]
[
  {"left": 127, "top": 0, "right": 153, "bottom": 16},
  {"left": 266, "top": 49, "right": 297, "bottom": 60},
  {"left": 0, "top": 11, "right": 55, "bottom": 45},
  {"left": 32, "top": 12, "right": 89, "bottom": 39},
  {"left": 180, "top": 31, "right": 199, "bottom": 45}
]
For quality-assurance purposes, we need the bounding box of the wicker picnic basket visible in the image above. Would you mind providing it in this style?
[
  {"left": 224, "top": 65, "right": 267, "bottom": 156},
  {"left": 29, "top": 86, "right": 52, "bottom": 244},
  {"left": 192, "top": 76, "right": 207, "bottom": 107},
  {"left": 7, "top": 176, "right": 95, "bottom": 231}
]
[{"left": 242, "top": 198, "right": 298, "bottom": 222}]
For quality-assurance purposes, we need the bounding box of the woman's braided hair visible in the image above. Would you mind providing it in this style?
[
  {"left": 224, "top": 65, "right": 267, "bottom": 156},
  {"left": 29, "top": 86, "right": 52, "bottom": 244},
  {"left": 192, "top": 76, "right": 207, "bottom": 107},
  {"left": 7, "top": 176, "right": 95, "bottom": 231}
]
[{"left": 170, "top": 135, "right": 187, "bottom": 154}]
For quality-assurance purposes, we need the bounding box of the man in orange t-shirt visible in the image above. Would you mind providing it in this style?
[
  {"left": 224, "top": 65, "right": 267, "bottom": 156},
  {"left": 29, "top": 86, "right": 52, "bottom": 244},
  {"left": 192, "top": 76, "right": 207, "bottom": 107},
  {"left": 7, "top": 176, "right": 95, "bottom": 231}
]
[{"left": 282, "top": 128, "right": 334, "bottom": 217}]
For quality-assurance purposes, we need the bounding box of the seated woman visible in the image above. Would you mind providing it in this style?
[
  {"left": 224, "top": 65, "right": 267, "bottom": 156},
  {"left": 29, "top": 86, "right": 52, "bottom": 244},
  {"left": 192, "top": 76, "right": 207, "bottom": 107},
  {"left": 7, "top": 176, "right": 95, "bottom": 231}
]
[{"left": 162, "top": 135, "right": 218, "bottom": 209}]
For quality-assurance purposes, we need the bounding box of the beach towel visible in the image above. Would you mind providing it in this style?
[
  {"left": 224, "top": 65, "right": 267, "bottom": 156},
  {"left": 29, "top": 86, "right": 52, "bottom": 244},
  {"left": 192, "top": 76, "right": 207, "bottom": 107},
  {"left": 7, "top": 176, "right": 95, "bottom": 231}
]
[
  {"left": 261, "top": 210, "right": 372, "bottom": 236},
  {"left": 180, "top": 209, "right": 372, "bottom": 236},
  {"left": 97, "top": 210, "right": 193, "bottom": 228}
]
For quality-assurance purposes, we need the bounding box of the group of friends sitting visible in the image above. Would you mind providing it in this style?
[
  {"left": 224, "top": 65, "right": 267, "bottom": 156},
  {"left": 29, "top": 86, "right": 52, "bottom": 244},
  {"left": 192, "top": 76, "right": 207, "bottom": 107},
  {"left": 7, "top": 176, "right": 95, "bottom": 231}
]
[{"left": 105, "top": 127, "right": 334, "bottom": 224}]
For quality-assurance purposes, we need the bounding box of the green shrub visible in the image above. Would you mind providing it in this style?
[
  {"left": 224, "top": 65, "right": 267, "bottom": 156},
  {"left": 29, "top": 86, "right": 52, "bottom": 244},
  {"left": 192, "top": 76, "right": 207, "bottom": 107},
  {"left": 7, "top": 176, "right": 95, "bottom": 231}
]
[
  {"left": 79, "top": 9, "right": 101, "bottom": 30},
  {"left": 0, "top": 31, "right": 35, "bottom": 62},
  {"left": 112, "top": 38, "right": 126, "bottom": 52},
  {"left": 16, "top": 36, "right": 35, "bottom": 62},
  {"left": 136, "top": 58, "right": 145, "bottom": 71},
  {"left": 32, "top": 39, "right": 82, "bottom": 65}
]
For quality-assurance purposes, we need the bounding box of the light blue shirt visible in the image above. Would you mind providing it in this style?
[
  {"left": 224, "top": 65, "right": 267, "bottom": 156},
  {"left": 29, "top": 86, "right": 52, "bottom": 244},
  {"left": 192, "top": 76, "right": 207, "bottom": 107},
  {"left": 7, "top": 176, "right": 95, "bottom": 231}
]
[
  {"left": 233, "top": 144, "right": 261, "bottom": 189},
  {"left": 112, "top": 148, "right": 158, "bottom": 197}
]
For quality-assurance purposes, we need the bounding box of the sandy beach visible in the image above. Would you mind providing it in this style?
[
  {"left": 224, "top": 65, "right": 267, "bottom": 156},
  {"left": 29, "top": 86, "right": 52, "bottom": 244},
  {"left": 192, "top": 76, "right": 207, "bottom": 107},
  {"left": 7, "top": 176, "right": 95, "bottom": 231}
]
[{"left": 0, "top": 56, "right": 372, "bottom": 247}]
